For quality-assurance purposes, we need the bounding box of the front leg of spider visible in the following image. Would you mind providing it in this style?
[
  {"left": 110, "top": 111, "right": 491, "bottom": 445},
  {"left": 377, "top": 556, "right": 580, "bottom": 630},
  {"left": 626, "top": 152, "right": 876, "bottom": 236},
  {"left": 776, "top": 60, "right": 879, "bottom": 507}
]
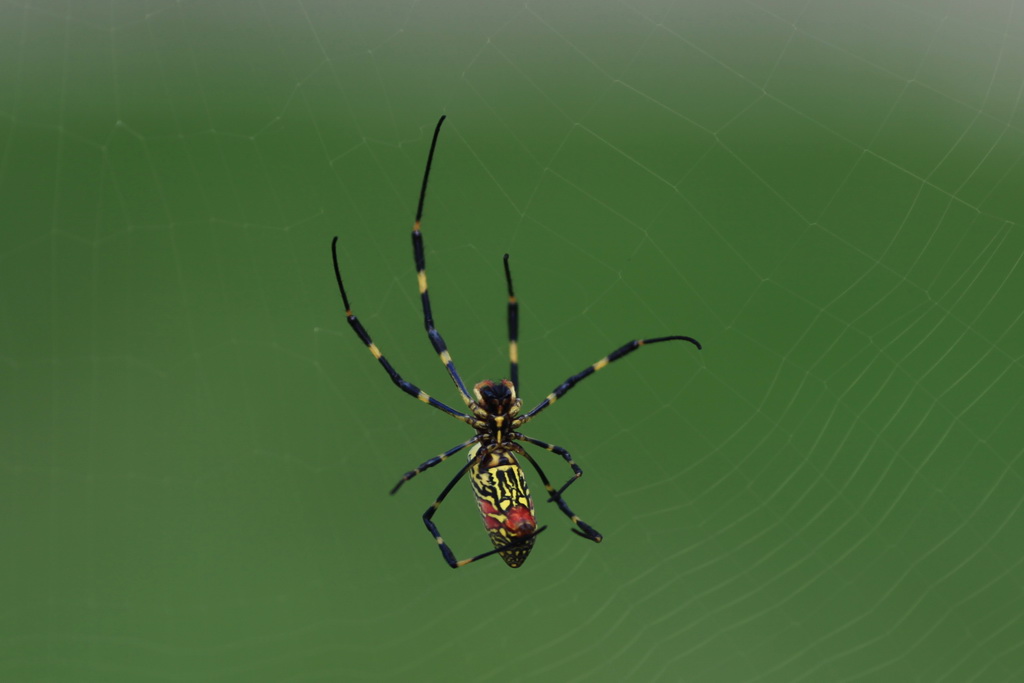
[{"left": 330, "top": 115, "right": 700, "bottom": 568}]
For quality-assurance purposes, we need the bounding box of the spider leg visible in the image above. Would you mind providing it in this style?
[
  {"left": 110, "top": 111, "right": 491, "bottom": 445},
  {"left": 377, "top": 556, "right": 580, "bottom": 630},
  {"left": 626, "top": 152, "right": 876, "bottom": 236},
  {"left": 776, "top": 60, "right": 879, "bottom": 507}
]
[
  {"left": 515, "top": 446, "right": 601, "bottom": 543},
  {"left": 390, "top": 435, "right": 481, "bottom": 495},
  {"left": 410, "top": 115, "right": 475, "bottom": 408},
  {"left": 503, "top": 253, "right": 519, "bottom": 392},
  {"left": 514, "top": 433, "right": 582, "bottom": 500},
  {"left": 424, "top": 458, "right": 548, "bottom": 568},
  {"left": 516, "top": 335, "right": 701, "bottom": 424},
  {"left": 331, "top": 237, "right": 472, "bottom": 424}
]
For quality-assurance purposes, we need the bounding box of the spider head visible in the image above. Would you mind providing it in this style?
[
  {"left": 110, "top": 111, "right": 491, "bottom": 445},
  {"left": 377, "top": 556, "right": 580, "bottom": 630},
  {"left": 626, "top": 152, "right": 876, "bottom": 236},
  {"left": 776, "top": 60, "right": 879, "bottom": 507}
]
[{"left": 473, "top": 379, "right": 521, "bottom": 417}]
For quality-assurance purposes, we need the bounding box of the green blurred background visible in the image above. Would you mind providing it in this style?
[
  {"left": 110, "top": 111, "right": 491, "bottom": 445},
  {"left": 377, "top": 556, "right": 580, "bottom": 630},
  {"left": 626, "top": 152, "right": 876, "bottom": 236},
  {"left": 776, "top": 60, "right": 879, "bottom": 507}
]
[{"left": 3, "top": 0, "right": 1023, "bottom": 680}]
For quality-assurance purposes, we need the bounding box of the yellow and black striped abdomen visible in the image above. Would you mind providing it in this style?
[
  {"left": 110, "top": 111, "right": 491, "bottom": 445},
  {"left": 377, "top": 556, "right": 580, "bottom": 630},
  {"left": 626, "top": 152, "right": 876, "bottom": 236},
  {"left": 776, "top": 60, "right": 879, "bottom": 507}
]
[{"left": 469, "top": 445, "right": 537, "bottom": 568}]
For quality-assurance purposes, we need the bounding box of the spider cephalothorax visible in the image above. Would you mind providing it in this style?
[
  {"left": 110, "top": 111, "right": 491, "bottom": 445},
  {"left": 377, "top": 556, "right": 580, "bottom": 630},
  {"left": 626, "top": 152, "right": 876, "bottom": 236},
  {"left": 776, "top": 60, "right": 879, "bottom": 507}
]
[
  {"left": 330, "top": 115, "right": 701, "bottom": 568},
  {"left": 472, "top": 379, "right": 521, "bottom": 436}
]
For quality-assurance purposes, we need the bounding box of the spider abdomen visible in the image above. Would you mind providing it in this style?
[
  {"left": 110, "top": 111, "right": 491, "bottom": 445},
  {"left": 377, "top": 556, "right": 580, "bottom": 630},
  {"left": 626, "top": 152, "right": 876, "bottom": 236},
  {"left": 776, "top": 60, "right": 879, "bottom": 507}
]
[{"left": 469, "top": 445, "right": 537, "bottom": 568}]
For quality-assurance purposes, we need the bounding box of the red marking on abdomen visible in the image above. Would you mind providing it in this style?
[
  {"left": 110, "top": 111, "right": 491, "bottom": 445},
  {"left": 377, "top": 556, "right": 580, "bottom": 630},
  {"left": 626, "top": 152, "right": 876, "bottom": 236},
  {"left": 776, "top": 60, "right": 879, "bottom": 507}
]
[
  {"left": 505, "top": 506, "right": 536, "bottom": 535},
  {"left": 477, "top": 499, "right": 503, "bottom": 530}
]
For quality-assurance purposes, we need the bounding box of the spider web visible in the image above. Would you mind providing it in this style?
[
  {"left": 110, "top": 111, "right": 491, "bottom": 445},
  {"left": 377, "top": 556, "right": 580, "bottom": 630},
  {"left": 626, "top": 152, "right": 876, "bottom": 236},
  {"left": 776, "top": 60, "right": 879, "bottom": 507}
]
[{"left": 3, "top": 0, "right": 1024, "bottom": 680}]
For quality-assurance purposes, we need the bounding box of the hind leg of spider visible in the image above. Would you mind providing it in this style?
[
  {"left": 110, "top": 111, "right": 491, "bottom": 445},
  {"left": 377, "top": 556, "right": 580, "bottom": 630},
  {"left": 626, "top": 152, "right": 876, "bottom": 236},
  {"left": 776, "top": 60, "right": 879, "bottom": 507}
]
[
  {"left": 516, "top": 447, "right": 602, "bottom": 543},
  {"left": 515, "top": 433, "right": 583, "bottom": 501},
  {"left": 390, "top": 436, "right": 480, "bottom": 495},
  {"left": 423, "top": 459, "right": 548, "bottom": 568}
]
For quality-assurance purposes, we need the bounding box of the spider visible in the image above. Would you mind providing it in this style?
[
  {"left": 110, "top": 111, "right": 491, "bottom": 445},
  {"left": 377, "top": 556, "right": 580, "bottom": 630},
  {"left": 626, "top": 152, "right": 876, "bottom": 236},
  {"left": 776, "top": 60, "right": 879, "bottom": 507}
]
[{"left": 331, "top": 115, "right": 701, "bottom": 568}]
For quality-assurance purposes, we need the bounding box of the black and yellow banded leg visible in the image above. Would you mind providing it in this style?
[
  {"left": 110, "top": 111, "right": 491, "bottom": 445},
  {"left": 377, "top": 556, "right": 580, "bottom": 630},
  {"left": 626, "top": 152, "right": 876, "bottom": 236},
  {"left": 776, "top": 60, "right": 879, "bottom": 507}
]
[
  {"left": 503, "top": 253, "right": 519, "bottom": 392},
  {"left": 390, "top": 436, "right": 481, "bottom": 495},
  {"left": 517, "top": 335, "right": 702, "bottom": 423},
  {"left": 515, "top": 433, "right": 583, "bottom": 500},
  {"left": 516, "top": 448, "right": 602, "bottom": 543},
  {"left": 409, "top": 115, "right": 475, "bottom": 408},
  {"left": 331, "top": 236, "right": 473, "bottom": 424},
  {"left": 423, "top": 459, "right": 548, "bottom": 568}
]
